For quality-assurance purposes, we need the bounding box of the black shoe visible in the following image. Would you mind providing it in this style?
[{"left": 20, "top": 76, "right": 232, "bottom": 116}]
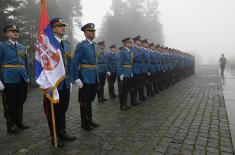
[
  {"left": 110, "top": 94, "right": 117, "bottom": 98},
  {"left": 7, "top": 124, "right": 20, "bottom": 134},
  {"left": 98, "top": 98, "right": 106, "bottom": 103},
  {"left": 150, "top": 94, "right": 155, "bottom": 97},
  {"left": 120, "top": 106, "right": 129, "bottom": 111},
  {"left": 131, "top": 102, "right": 138, "bottom": 106},
  {"left": 89, "top": 121, "right": 100, "bottom": 128},
  {"left": 81, "top": 124, "right": 94, "bottom": 131},
  {"left": 59, "top": 133, "right": 76, "bottom": 141},
  {"left": 17, "top": 123, "right": 30, "bottom": 130},
  {"left": 51, "top": 138, "right": 64, "bottom": 148},
  {"left": 139, "top": 97, "right": 145, "bottom": 101},
  {"left": 98, "top": 98, "right": 103, "bottom": 102},
  {"left": 154, "top": 90, "right": 159, "bottom": 94},
  {"left": 102, "top": 97, "right": 108, "bottom": 102},
  {"left": 111, "top": 94, "right": 118, "bottom": 98},
  {"left": 136, "top": 101, "right": 143, "bottom": 105}
]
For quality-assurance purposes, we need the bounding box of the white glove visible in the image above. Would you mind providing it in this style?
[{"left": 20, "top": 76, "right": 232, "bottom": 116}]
[
  {"left": 75, "top": 79, "right": 83, "bottom": 88},
  {"left": 0, "top": 81, "right": 4, "bottom": 91},
  {"left": 148, "top": 72, "right": 151, "bottom": 76},
  {"left": 131, "top": 73, "right": 133, "bottom": 77},
  {"left": 70, "top": 83, "right": 73, "bottom": 93},
  {"left": 107, "top": 72, "right": 111, "bottom": 76},
  {"left": 120, "top": 74, "right": 124, "bottom": 81},
  {"left": 27, "top": 78, "right": 30, "bottom": 83}
]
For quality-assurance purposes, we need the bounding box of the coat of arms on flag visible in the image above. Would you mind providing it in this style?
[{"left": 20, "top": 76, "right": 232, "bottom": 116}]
[{"left": 35, "top": 0, "right": 65, "bottom": 104}]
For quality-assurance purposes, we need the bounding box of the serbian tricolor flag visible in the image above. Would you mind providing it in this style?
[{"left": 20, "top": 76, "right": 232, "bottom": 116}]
[{"left": 35, "top": 0, "right": 65, "bottom": 104}]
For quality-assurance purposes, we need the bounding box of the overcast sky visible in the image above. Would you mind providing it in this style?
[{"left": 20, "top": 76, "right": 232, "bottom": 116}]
[{"left": 81, "top": 0, "right": 235, "bottom": 64}]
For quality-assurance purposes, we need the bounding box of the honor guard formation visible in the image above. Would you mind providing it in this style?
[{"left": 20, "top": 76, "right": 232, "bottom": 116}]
[{"left": 0, "top": 18, "right": 195, "bottom": 147}]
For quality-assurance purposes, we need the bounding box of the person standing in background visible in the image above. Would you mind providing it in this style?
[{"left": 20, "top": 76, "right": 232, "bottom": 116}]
[
  {"left": 96, "top": 41, "right": 108, "bottom": 103},
  {"left": 107, "top": 44, "right": 119, "bottom": 99},
  {"left": 219, "top": 54, "right": 226, "bottom": 77}
]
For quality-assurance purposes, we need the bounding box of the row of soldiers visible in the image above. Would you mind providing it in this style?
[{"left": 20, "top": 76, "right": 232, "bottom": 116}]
[
  {"left": 0, "top": 17, "right": 195, "bottom": 147},
  {"left": 96, "top": 36, "right": 195, "bottom": 110}
]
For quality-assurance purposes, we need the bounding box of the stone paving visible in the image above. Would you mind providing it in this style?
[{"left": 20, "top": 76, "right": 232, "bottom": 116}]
[{"left": 0, "top": 65, "right": 234, "bottom": 155}]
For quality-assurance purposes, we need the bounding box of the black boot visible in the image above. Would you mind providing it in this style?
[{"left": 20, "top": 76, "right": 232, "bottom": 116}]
[
  {"left": 108, "top": 84, "right": 114, "bottom": 98},
  {"left": 7, "top": 121, "right": 19, "bottom": 134},
  {"left": 58, "top": 114, "right": 76, "bottom": 141},
  {"left": 120, "top": 92, "right": 129, "bottom": 111},
  {"left": 102, "top": 97, "right": 108, "bottom": 102},
  {"left": 110, "top": 85, "right": 117, "bottom": 98},
  {"left": 98, "top": 97, "right": 104, "bottom": 103},
  {"left": 97, "top": 86, "right": 103, "bottom": 102},
  {"left": 101, "top": 87, "right": 108, "bottom": 102},
  {"left": 110, "top": 94, "right": 117, "bottom": 98},
  {"left": 80, "top": 103, "right": 93, "bottom": 131},
  {"left": 87, "top": 102, "right": 100, "bottom": 128},
  {"left": 153, "top": 82, "right": 159, "bottom": 94},
  {"left": 17, "top": 123, "right": 30, "bottom": 130},
  {"left": 130, "top": 89, "right": 138, "bottom": 106},
  {"left": 59, "top": 131, "right": 76, "bottom": 141},
  {"left": 16, "top": 104, "right": 29, "bottom": 130},
  {"left": 51, "top": 136, "right": 64, "bottom": 148},
  {"left": 139, "top": 87, "right": 146, "bottom": 101},
  {"left": 150, "top": 84, "right": 155, "bottom": 97},
  {"left": 120, "top": 106, "right": 129, "bottom": 111}
]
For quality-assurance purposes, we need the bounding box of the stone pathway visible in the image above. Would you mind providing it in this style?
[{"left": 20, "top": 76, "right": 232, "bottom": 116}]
[{"left": 0, "top": 65, "right": 234, "bottom": 155}]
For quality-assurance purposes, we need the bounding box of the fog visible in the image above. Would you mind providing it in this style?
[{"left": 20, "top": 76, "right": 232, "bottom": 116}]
[{"left": 81, "top": 0, "right": 235, "bottom": 65}]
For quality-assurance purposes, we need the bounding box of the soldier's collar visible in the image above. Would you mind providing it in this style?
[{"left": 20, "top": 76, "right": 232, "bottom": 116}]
[
  {"left": 86, "top": 39, "right": 94, "bottom": 45},
  {"left": 54, "top": 35, "right": 64, "bottom": 43},
  {"left": 134, "top": 45, "right": 140, "bottom": 49},
  {"left": 8, "top": 39, "right": 18, "bottom": 45},
  {"left": 124, "top": 47, "right": 130, "bottom": 51}
]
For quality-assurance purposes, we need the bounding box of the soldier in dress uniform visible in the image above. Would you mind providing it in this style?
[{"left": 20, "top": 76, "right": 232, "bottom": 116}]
[
  {"left": 118, "top": 37, "right": 134, "bottom": 110},
  {"left": 161, "top": 47, "right": 169, "bottom": 89},
  {"left": 141, "top": 39, "right": 152, "bottom": 97},
  {"left": 154, "top": 45, "right": 162, "bottom": 93},
  {"left": 149, "top": 43, "right": 157, "bottom": 96},
  {"left": 72, "top": 23, "right": 100, "bottom": 131},
  {"left": 0, "top": 25, "right": 30, "bottom": 134},
  {"left": 117, "top": 46, "right": 123, "bottom": 103},
  {"left": 157, "top": 45, "right": 166, "bottom": 90},
  {"left": 96, "top": 41, "right": 108, "bottom": 103},
  {"left": 131, "top": 35, "right": 145, "bottom": 103},
  {"left": 43, "top": 17, "right": 76, "bottom": 147},
  {"left": 107, "top": 44, "right": 118, "bottom": 98},
  {"left": 164, "top": 47, "right": 172, "bottom": 88}
]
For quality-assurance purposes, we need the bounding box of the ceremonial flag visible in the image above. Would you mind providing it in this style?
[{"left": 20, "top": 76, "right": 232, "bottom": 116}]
[{"left": 35, "top": 0, "right": 65, "bottom": 104}]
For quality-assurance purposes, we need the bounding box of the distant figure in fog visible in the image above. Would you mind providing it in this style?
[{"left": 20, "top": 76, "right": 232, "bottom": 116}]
[{"left": 219, "top": 54, "right": 226, "bottom": 77}]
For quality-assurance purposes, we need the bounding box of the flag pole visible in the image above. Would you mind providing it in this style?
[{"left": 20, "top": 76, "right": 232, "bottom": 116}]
[
  {"left": 40, "top": 0, "right": 57, "bottom": 148},
  {"left": 50, "top": 102, "right": 57, "bottom": 148}
]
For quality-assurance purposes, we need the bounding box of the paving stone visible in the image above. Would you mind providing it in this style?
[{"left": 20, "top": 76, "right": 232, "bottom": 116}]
[{"left": 0, "top": 66, "right": 234, "bottom": 154}]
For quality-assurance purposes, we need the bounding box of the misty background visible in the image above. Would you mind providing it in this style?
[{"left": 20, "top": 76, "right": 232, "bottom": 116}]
[
  {"left": 1, "top": 0, "right": 235, "bottom": 68},
  {"left": 82, "top": 0, "right": 235, "bottom": 65}
]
